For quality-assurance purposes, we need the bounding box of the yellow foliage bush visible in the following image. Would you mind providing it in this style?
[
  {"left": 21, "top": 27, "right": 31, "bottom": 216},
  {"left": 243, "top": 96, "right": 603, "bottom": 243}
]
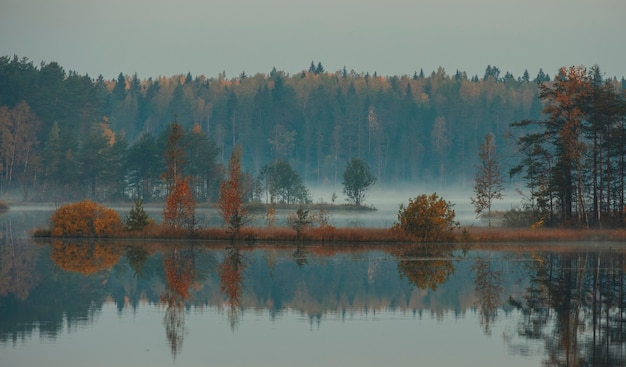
[
  {"left": 393, "top": 193, "right": 459, "bottom": 242},
  {"left": 50, "top": 200, "right": 123, "bottom": 237}
]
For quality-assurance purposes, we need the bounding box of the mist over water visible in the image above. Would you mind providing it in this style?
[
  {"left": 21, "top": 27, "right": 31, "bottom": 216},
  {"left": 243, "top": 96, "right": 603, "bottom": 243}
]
[
  {"left": 308, "top": 183, "right": 523, "bottom": 228},
  {"left": 3, "top": 182, "right": 525, "bottom": 233}
]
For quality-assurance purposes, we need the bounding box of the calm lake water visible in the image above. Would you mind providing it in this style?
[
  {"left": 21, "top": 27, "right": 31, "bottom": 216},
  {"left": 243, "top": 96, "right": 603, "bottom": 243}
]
[{"left": 2, "top": 209, "right": 626, "bottom": 366}]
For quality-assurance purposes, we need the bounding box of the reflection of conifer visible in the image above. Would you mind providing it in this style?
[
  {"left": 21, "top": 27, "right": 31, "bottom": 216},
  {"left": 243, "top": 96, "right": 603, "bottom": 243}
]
[{"left": 124, "top": 245, "right": 149, "bottom": 277}]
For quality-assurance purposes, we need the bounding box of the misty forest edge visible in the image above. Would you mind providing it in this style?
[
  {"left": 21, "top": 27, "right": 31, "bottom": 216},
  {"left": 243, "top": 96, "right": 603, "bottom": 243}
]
[{"left": 2, "top": 56, "right": 626, "bottom": 234}]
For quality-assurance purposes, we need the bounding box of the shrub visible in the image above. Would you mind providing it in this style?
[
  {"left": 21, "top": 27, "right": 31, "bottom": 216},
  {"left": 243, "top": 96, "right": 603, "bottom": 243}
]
[
  {"left": 393, "top": 193, "right": 459, "bottom": 242},
  {"left": 50, "top": 200, "right": 123, "bottom": 237},
  {"left": 502, "top": 207, "right": 536, "bottom": 228},
  {"left": 287, "top": 207, "right": 312, "bottom": 240}
]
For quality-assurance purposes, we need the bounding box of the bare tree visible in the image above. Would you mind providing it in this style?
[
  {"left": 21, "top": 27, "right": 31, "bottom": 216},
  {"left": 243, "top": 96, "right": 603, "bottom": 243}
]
[{"left": 471, "top": 133, "right": 504, "bottom": 226}]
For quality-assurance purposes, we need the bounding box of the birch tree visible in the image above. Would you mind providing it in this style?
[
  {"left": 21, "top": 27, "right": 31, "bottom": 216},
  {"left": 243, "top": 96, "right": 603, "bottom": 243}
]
[
  {"left": 471, "top": 133, "right": 504, "bottom": 226},
  {"left": 217, "top": 145, "right": 247, "bottom": 238}
]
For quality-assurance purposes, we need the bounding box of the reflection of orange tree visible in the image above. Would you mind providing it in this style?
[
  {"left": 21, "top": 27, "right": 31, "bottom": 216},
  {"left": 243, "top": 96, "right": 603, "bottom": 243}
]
[
  {"left": 217, "top": 246, "right": 248, "bottom": 330},
  {"left": 162, "top": 249, "right": 196, "bottom": 301},
  {"left": 394, "top": 244, "right": 456, "bottom": 291},
  {"left": 50, "top": 240, "right": 121, "bottom": 275},
  {"left": 160, "top": 248, "right": 196, "bottom": 358}
]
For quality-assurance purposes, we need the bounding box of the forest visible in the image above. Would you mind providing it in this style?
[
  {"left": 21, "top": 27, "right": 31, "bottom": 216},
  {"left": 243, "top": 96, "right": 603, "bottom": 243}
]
[{"left": 0, "top": 56, "right": 625, "bottom": 226}]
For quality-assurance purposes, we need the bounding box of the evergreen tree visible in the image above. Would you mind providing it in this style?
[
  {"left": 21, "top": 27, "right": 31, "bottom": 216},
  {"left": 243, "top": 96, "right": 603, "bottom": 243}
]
[{"left": 125, "top": 199, "right": 152, "bottom": 230}]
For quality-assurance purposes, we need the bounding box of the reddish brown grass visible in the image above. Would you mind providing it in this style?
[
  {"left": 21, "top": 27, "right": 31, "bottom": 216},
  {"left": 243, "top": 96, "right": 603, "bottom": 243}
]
[
  {"left": 464, "top": 227, "right": 626, "bottom": 242},
  {"left": 38, "top": 221, "right": 626, "bottom": 245}
]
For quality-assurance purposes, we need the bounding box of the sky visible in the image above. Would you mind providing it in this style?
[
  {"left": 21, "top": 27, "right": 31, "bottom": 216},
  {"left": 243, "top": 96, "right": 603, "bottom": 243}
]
[{"left": 1, "top": 0, "right": 625, "bottom": 81}]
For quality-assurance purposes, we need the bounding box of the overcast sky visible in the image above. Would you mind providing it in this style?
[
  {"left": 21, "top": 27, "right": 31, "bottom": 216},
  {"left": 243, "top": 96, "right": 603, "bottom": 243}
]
[{"left": 1, "top": 0, "right": 625, "bottom": 80}]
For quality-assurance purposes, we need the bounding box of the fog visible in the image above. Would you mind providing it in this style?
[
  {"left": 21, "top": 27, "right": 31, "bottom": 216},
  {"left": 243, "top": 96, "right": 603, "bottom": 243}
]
[
  {"left": 2, "top": 183, "right": 525, "bottom": 237},
  {"left": 308, "top": 183, "right": 524, "bottom": 228}
]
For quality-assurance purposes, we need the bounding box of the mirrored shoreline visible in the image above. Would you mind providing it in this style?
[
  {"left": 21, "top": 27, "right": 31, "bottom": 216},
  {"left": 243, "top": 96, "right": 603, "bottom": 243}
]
[{"left": 2, "top": 236, "right": 626, "bottom": 366}]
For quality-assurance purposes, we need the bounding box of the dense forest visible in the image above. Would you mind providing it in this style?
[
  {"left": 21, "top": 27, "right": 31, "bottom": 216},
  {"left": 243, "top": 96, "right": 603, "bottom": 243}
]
[{"left": 0, "top": 55, "right": 624, "bottom": 208}]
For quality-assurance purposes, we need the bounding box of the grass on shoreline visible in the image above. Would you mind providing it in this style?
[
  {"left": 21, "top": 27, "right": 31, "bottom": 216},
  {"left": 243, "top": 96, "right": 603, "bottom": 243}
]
[{"left": 32, "top": 224, "right": 626, "bottom": 244}]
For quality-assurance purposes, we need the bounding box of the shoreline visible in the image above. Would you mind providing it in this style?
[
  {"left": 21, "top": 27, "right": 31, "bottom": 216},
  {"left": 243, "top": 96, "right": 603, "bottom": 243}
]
[{"left": 33, "top": 225, "right": 626, "bottom": 244}]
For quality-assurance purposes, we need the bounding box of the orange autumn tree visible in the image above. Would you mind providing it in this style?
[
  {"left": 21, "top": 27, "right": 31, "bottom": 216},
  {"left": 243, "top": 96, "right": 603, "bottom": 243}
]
[
  {"left": 163, "top": 177, "right": 196, "bottom": 230},
  {"left": 162, "top": 122, "right": 196, "bottom": 230},
  {"left": 50, "top": 200, "right": 123, "bottom": 237},
  {"left": 217, "top": 145, "right": 247, "bottom": 238}
]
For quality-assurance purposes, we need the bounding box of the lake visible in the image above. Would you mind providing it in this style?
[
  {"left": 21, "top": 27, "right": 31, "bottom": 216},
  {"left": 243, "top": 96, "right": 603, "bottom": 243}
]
[{"left": 2, "top": 208, "right": 626, "bottom": 367}]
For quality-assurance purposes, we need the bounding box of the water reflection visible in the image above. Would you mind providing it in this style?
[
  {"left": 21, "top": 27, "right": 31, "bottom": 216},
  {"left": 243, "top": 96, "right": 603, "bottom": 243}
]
[
  {"left": 472, "top": 255, "right": 504, "bottom": 335},
  {"left": 291, "top": 243, "right": 308, "bottom": 268},
  {"left": 217, "top": 244, "right": 249, "bottom": 330},
  {"left": 51, "top": 240, "right": 121, "bottom": 275},
  {"left": 2, "top": 235, "right": 626, "bottom": 366},
  {"left": 161, "top": 247, "right": 196, "bottom": 356},
  {"left": 508, "top": 251, "right": 626, "bottom": 366},
  {"left": 394, "top": 243, "right": 457, "bottom": 291}
]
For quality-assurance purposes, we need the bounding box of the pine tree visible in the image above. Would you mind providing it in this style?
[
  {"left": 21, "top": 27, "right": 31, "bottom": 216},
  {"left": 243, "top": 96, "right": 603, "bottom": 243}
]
[{"left": 125, "top": 199, "right": 152, "bottom": 230}]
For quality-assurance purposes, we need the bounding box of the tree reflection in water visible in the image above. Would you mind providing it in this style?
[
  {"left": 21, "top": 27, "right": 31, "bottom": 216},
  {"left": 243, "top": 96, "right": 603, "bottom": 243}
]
[
  {"left": 50, "top": 240, "right": 121, "bottom": 275},
  {"left": 394, "top": 244, "right": 457, "bottom": 291},
  {"left": 472, "top": 255, "right": 504, "bottom": 335},
  {"left": 124, "top": 245, "right": 150, "bottom": 277},
  {"left": 509, "top": 251, "right": 626, "bottom": 366},
  {"left": 0, "top": 219, "right": 39, "bottom": 302},
  {"left": 217, "top": 244, "right": 248, "bottom": 331},
  {"left": 8, "top": 235, "right": 626, "bottom": 366},
  {"left": 291, "top": 243, "right": 308, "bottom": 268},
  {"left": 160, "top": 247, "right": 196, "bottom": 358}
]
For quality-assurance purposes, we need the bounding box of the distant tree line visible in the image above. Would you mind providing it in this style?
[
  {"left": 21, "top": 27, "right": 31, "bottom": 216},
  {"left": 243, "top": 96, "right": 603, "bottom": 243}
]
[{"left": 1, "top": 55, "right": 624, "bottom": 204}]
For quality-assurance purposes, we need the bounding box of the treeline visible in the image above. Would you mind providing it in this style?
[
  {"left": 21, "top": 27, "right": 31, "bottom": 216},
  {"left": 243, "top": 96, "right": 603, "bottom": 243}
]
[
  {"left": 510, "top": 66, "right": 626, "bottom": 228},
  {"left": 1, "top": 55, "right": 624, "bottom": 203}
]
